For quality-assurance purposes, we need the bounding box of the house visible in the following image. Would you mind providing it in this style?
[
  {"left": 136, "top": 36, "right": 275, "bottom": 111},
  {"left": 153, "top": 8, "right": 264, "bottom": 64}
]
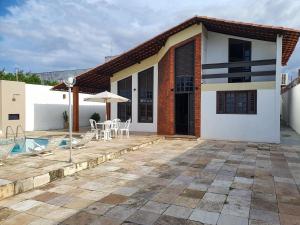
[{"left": 53, "top": 16, "right": 300, "bottom": 143}]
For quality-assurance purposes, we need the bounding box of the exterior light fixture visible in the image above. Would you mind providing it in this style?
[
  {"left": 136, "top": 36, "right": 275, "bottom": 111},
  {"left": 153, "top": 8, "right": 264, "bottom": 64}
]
[
  {"left": 63, "top": 77, "right": 76, "bottom": 163},
  {"left": 12, "top": 94, "right": 20, "bottom": 102}
]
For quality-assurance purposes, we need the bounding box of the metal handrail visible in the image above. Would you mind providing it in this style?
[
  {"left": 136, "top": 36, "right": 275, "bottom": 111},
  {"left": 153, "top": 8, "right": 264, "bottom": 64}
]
[
  {"left": 16, "top": 125, "right": 26, "bottom": 139},
  {"left": 5, "top": 126, "right": 15, "bottom": 141}
]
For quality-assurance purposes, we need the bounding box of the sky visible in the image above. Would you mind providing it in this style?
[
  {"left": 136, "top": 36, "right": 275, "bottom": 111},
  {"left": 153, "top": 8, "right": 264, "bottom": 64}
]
[{"left": 0, "top": 0, "right": 299, "bottom": 79}]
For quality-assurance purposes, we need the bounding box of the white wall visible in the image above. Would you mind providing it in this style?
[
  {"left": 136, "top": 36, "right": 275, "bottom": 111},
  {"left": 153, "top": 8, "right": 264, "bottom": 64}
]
[
  {"left": 111, "top": 64, "right": 158, "bottom": 132},
  {"left": 281, "top": 84, "right": 300, "bottom": 134},
  {"left": 25, "top": 84, "right": 105, "bottom": 131},
  {"left": 201, "top": 89, "right": 279, "bottom": 143},
  {"left": 203, "top": 31, "right": 276, "bottom": 83}
]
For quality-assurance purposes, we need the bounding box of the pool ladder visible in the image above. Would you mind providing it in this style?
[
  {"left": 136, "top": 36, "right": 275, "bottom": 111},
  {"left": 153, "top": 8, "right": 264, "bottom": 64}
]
[
  {"left": 16, "top": 125, "right": 26, "bottom": 139},
  {"left": 5, "top": 125, "right": 26, "bottom": 141},
  {"left": 5, "top": 126, "right": 15, "bottom": 141}
]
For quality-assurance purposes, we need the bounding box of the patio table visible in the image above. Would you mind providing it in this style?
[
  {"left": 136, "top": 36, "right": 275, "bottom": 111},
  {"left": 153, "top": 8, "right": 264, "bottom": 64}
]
[
  {"left": 96, "top": 122, "right": 111, "bottom": 141},
  {"left": 96, "top": 122, "right": 105, "bottom": 129}
]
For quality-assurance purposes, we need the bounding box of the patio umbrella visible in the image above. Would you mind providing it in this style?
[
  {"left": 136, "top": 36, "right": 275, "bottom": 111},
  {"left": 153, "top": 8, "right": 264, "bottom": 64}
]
[{"left": 84, "top": 91, "right": 129, "bottom": 120}]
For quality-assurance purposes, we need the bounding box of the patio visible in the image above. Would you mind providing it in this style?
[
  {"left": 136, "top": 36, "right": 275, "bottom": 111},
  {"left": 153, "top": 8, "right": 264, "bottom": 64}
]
[
  {"left": 0, "top": 127, "right": 299, "bottom": 225},
  {"left": 0, "top": 130, "right": 162, "bottom": 201}
]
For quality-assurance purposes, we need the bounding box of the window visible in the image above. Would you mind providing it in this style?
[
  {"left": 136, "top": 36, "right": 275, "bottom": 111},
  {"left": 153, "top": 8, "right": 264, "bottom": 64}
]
[
  {"left": 217, "top": 90, "right": 257, "bottom": 114},
  {"left": 8, "top": 114, "right": 20, "bottom": 120},
  {"left": 138, "top": 67, "right": 153, "bottom": 123},
  {"left": 228, "top": 38, "right": 251, "bottom": 83},
  {"left": 118, "top": 76, "right": 132, "bottom": 121},
  {"left": 175, "top": 41, "right": 194, "bottom": 93}
]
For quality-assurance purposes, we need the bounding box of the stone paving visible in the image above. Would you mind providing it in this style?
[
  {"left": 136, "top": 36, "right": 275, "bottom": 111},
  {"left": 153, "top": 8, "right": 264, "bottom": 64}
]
[
  {"left": 0, "top": 128, "right": 299, "bottom": 224},
  {"left": 0, "top": 131, "right": 161, "bottom": 201}
]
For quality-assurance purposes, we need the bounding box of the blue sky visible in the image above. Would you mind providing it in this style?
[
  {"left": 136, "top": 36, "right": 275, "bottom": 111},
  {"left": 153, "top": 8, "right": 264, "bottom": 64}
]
[
  {"left": 0, "top": 0, "right": 299, "bottom": 79},
  {"left": 0, "top": 0, "right": 23, "bottom": 16}
]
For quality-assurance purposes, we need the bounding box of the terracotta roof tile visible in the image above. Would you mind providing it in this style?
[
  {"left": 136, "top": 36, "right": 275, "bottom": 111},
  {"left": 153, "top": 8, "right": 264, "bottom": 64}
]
[{"left": 53, "top": 16, "right": 300, "bottom": 93}]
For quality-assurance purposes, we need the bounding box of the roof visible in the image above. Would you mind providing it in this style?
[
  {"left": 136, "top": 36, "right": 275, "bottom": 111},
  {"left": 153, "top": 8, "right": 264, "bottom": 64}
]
[{"left": 53, "top": 16, "right": 300, "bottom": 94}]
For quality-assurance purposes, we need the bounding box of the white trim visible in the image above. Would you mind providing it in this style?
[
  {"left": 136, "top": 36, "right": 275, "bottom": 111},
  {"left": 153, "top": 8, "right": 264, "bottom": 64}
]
[{"left": 275, "top": 35, "right": 283, "bottom": 143}]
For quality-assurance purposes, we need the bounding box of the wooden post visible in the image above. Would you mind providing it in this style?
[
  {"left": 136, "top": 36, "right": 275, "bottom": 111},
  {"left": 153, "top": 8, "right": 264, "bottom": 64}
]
[
  {"left": 106, "top": 102, "right": 111, "bottom": 120},
  {"left": 72, "top": 86, "right": 79, "bottom": 132}
]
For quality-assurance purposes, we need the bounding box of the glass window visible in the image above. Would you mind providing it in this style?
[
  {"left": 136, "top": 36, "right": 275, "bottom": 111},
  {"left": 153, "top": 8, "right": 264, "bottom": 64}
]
[
  {"left": 217, "top": 90, "right": 257, "bottom": 114},
  {"left": 117, "top": 76, "right": 132, "bottom": 121},
  {"left": 228, "top": 38, "right": 251, "bottom": 83},
  {"left": 138, "top": 67, "right": 153, "bottom": 123}
]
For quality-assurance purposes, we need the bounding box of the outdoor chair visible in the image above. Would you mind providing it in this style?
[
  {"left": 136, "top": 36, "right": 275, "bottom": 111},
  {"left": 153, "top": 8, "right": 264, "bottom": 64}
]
[
  {"left": 111, "top": 118, "right": 121, "bottom": 137},
  {"left": 0, "top": 141, "right": 15, "bottom": 165},
  {"left": 89, "top": 119, "right": 99, "bottom": 139},
  {"left": 29, "top": 135, "right": 65, "bottom": 155},
  {"left": 99, "top": 120, "right": 112, "bottom": 141},
  {"left": 119, "top": 119, "right": 131, "bottom": 138}
]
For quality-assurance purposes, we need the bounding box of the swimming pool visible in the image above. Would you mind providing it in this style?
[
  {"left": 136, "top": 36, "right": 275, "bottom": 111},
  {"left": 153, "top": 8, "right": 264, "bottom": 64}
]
[
  {"left": 11, "top": 138, "right": 49, "bottom": 154},
  {"left": 10, "top": 138, "right": 67, "bottom": 155}
]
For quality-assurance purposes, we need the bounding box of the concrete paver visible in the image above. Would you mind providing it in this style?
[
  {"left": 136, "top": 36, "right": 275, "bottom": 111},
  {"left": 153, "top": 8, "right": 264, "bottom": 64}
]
[{"left": 0, "top": 126, "right": 299, "bottom": 224}]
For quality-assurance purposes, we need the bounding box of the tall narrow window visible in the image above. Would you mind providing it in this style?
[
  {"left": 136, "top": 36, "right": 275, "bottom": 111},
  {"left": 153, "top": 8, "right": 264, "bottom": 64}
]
[
  {"left": 228, "top": 38, "right": 251, "bottom": 83},
  {"left": 118, "top": 76, "right": 132, "bottom": 121},
  {"left": 138, "top": 67, "right": 153, "bottom": 123},
  {"left": 216, "top": 90, "right": 257, "bottom": 114}
]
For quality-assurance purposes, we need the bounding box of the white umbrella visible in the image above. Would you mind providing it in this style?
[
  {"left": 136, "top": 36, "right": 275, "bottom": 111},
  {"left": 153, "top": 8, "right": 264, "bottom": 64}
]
[{"left": 84, "top": 91, "right": 129, "bottom": 120}]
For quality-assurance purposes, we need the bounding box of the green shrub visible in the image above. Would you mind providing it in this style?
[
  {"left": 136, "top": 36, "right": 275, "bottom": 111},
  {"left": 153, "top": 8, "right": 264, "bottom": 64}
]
[
  {"left": 90, "top": 113, "right": 101, "bottom": 122},
  {"left": 63, "top": 111, "right": 68, "bottom": 122}
]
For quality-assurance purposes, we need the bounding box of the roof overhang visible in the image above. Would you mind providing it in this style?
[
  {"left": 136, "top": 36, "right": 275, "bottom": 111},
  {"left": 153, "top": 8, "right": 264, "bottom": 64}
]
[{"left": 53, "top": 16, "right": 300, "bottom": 94}]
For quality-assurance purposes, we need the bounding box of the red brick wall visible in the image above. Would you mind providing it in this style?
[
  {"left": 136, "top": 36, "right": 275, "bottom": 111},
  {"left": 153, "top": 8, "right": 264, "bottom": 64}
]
[
  {"left": 157, "top": 47, "right": 175, "bottom": 135},
  {"left": 194, "top": 35, "right": 201, "bottom": 137},
  {"left": 157, "top": 35, "right": 201, "bottom": 137}
]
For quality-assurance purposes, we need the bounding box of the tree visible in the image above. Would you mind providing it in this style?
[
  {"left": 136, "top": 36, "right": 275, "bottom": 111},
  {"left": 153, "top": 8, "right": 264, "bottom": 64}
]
[{"left": 0, "top": 69, "right": 59, "bottom": 86}]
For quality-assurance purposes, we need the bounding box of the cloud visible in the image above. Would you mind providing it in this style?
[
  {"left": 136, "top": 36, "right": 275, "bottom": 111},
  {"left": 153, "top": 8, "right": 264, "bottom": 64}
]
[{"left": 0, "top": 0, "right": 299, "bottom": 77}]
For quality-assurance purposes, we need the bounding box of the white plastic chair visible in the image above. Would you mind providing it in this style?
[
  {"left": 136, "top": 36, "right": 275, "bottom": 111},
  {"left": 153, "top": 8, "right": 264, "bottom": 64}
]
[
  {"left": 100, "top": 120, "right": 112, "bottom": 141},
  {"left": 119, "top": 119, "right": 131, "bottom": 138},
  {"left": 89, "top": 119, "right": 99, "bottom": 139},
  {"left": 111, "top": 118, "right": 121, "bottom": 138}
]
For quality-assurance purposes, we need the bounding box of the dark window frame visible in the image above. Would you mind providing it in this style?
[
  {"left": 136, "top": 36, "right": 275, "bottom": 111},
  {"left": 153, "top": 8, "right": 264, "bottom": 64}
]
[
  {"left": 228, "top": 38, "right": 252, "bottom": 83},
  {"left": 216, "top": 90, "right": 257, "bottom": 114},
  {"left": 138, "top": 67, "right": 154, "bottom": 123},
  {"left": 117, "top": 76, "right": 132, "bottom": 122},
  {"left": 8, "top": 114, "right": 20, "bottom": 120}
]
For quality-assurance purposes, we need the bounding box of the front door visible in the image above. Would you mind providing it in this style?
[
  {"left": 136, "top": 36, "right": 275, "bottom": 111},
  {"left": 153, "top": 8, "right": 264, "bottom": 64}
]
[
  {"left": 174, "top": 41, "right": 195, "bottom": 135},
  {"left": 175, "top": 92, "right": 194, "bottom": 135}
]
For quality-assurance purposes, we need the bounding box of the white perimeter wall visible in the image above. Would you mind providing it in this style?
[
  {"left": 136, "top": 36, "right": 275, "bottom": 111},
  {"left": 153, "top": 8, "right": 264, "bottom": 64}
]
[
  {"left": 201, "top": 89, "right": 278, "bottom": 143},
  {"left": 281, "top": 84, "right": 300, "bottom": 134},
  {"left": 111, "top": 64, "right": 158, "bottom": 132},
  {"left": 25, "top": 84, "right": 105, "bottom": 131}
]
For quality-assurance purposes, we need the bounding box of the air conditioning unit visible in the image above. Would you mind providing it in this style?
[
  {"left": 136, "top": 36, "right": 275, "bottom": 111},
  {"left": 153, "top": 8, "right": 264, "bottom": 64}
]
[{"left": 281, "top": 73, "right": 288, "bottom": 86}]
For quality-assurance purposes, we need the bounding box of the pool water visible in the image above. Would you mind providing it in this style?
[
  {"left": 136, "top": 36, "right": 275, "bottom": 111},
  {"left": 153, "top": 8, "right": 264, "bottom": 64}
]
[
  {"left": 11, "top": 138, "right": 67, "bottom": 155},
  {"left": 11, "top": 138, "right": 49, "bottom": 154}
]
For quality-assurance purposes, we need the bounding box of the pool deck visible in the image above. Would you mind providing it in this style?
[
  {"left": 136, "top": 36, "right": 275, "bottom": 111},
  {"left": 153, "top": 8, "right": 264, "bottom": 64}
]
[{"left": 0, "top": 130, "right": 162, "bottom": 201}]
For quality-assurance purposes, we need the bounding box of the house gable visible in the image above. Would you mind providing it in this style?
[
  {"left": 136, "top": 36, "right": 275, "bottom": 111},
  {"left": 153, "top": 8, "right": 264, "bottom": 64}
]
[{"left": 111, "top": 24, "right": 202, "bottom": 82}]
